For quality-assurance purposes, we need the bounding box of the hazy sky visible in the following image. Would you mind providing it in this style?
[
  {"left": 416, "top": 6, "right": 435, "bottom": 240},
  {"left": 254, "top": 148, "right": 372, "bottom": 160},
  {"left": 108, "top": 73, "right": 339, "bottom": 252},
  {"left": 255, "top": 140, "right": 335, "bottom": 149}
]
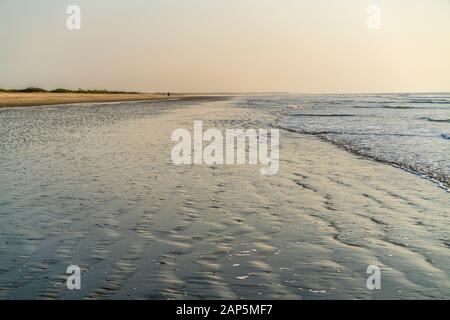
[{"left": 1, "top": 0, "right": 449, "bottom": 93}]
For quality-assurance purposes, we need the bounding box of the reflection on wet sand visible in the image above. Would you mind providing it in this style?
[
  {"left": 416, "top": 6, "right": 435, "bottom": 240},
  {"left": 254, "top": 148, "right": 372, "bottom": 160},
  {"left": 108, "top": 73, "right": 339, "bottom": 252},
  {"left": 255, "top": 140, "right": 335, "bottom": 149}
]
[{"left": 0, "top": 97, "right": 449, "bottom": 299}]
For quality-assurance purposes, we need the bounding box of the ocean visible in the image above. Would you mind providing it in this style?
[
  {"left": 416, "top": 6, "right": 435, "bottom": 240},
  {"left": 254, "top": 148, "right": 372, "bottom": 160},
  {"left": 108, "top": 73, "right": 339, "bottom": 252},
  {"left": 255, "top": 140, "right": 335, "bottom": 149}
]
[{"left": 237, "top": 93, "right": 450, "bottom": 190}]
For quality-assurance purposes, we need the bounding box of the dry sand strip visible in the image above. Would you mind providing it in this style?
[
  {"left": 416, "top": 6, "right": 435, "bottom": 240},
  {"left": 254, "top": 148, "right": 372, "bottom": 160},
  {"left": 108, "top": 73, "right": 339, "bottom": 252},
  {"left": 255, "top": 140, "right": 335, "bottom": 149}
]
[{"left": 0, "top": 92, "right": 202, "bottom": 108}]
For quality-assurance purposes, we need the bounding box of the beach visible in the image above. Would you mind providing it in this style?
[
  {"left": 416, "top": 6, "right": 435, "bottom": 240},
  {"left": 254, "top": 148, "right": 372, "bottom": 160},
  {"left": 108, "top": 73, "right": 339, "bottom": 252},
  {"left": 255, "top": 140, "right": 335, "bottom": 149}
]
[
  {"left": 0, "top": 92, "right": 192, "bottom": 108},
  {"left": 0, "top": 96, "right": 449, "bottom": 299}
]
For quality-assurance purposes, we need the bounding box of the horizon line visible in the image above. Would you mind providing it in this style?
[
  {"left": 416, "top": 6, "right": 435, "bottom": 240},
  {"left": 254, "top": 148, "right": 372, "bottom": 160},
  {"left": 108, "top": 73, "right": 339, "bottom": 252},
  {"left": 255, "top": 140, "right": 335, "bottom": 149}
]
[{"left": 2, "top": 87, "right": 449, "bottom": 96}]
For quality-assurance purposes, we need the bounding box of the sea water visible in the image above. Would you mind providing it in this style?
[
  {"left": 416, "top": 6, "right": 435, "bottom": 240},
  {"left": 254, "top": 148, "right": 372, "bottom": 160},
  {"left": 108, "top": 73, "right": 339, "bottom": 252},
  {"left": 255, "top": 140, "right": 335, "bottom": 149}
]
[{"left": 237, "top": 93, "right": 450, "bottom": 190}]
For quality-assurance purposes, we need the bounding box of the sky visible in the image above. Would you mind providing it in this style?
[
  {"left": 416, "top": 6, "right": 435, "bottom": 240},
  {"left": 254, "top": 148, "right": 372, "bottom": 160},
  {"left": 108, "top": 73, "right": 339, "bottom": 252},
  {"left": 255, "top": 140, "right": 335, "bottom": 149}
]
[{"left": 0, "top": 0, "right": 449, "bottom": 93}]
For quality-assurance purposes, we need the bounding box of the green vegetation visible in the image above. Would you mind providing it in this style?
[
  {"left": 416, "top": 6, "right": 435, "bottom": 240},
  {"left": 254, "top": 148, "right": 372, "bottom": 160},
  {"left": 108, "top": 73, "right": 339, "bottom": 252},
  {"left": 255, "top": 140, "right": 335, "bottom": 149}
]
[
  {"left": 51, "top": 88, "right": 141, "bottom": 94},
  {"left": 16, "top": 87, "right": 49, "bottom": 93},
  {"left": 0, "top": 87, "right": 141, "bottom": 94}
]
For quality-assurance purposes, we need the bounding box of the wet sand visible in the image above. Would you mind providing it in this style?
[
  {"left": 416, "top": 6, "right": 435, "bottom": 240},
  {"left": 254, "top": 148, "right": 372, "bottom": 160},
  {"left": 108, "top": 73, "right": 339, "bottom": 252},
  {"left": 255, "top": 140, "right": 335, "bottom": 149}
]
[
  {"left": 0, "top": 97, "right": 449, "bottom": 299},
  {"left": 0, "top": 92, "right": 195, "bottom": 108}
]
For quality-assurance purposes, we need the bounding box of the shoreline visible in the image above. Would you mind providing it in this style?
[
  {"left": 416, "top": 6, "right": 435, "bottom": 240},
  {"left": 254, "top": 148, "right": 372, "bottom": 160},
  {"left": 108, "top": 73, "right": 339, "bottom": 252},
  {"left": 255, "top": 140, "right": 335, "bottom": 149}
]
[
  {"left": 280, "top": 127, "right": 450, "bottom": 193},
  {"left": 0, "top": 92, "right": 209, "bottom": 108},
  {"left": 319, "top": 134, "right": 450, "bottom": 192},
  {"left": 273, "top": 116, "right": 450, "bottom": 193}
]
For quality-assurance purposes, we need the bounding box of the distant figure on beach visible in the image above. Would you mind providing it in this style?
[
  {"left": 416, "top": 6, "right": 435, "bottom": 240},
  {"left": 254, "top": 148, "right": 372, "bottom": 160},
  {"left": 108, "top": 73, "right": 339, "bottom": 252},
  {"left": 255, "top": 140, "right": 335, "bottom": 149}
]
[{"left": 167, "top": 92, "right": 170, "bottom": 97}]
